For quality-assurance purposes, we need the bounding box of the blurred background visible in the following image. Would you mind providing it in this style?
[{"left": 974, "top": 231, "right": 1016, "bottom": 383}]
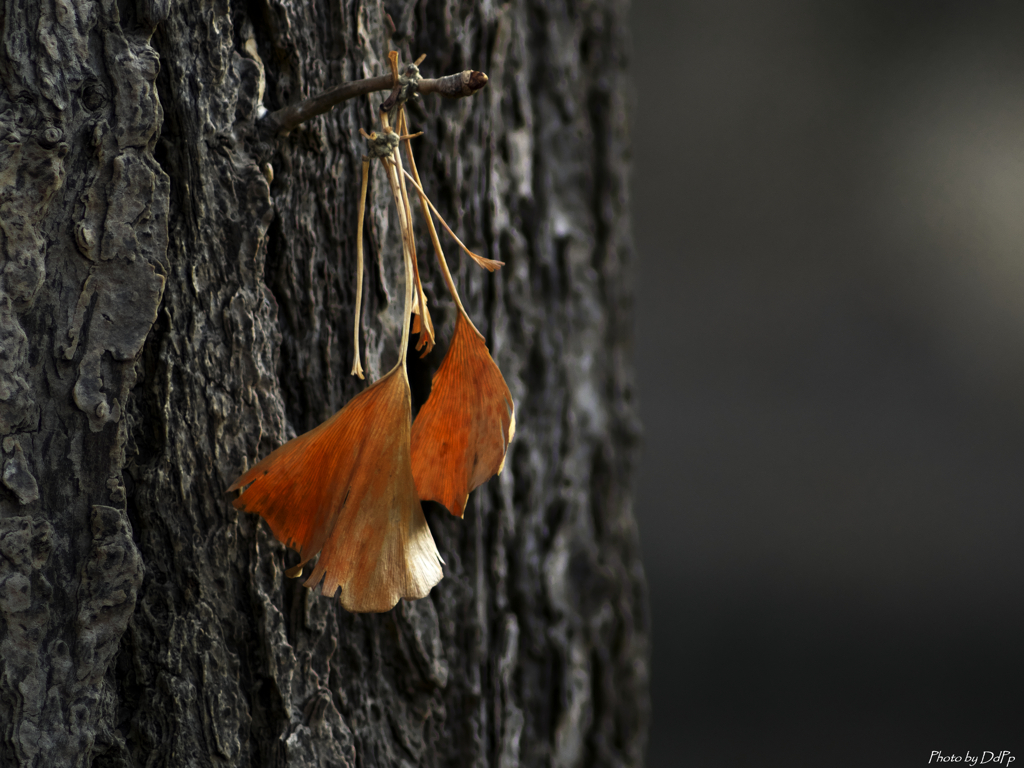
[{"left": 628, "top": 1, "right": 1024, "bottom": 765}]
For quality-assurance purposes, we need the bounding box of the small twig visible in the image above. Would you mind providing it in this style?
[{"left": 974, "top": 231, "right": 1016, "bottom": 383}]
[
  {"left": 261, "top": 67, "right": 489, "bottom": 137},
  {"left": 263, "top": 75, "right": 394, "bottom": 136},
  {"left": 419, "top": 70, "right": 489, "bottom": 98}
]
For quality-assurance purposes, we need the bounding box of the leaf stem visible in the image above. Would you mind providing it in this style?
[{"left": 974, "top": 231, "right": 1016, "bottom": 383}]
[{"left": 351, "top": 157, "right": 370, "bottom": 379}]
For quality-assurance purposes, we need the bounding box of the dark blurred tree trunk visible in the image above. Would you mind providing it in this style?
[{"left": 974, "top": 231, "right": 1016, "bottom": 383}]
[{"left": 0, "top": 0, "right": 647, "bottom": 766}]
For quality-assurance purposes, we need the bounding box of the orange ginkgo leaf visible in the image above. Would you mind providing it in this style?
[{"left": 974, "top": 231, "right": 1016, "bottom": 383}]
[
  {"left": 410, "top": 310, "right": 515, "bottom": 517},
  {"left": 229, "top": 364, "right": 443, "bottom": 613}
]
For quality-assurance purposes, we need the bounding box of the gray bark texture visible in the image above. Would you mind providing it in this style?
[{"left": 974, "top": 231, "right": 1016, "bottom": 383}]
[{"left": 0, "top": 0, "right": 647, "bottom": 766}]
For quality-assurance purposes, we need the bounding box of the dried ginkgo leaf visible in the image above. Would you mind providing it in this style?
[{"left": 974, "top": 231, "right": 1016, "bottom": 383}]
[
  {"left": 397, "top": 110, "right": 503, "bottom": 274},
  {"left": 398, "top": 106, "right": 514, "bottom": 515},
  {"left": 230, "top": 365, "right": 442, "bottom": 612},
  {"left": 411, "top": 310, "right": 515, "bottom": 517},
  {"left": 399, "top": 167, "right": 504, "bottom": 272},
  {"left": 409, "top": 221, "right": 436, "bottom": 357}
]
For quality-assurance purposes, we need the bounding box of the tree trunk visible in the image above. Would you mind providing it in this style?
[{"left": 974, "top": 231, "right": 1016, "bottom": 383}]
[{"left": 0, "top": 0, "right": 647, "bottom": 766}]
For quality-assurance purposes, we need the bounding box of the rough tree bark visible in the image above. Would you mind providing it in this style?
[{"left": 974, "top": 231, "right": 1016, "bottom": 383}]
[{"left": 0, "top": 0, "right": 647, "bottom": 766}]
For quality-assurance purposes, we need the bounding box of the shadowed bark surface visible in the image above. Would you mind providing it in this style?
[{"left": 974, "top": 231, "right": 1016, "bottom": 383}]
[{"left": 0, "top": 0, "right": 647, "bottom": 766}]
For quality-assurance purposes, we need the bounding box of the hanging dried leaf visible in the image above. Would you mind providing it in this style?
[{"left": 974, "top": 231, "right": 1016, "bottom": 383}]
[
  {"left": 411, "top": 311, "right": 515, "bottom": 517},
  {"left": 399, "top": 166, "right": 505, "bottom": 272},
  {"left": 411, "top": 264, "right": 436, "bottom": 356},
  {"left": 229, "top": 366, "right": 443, "bottom": 612}
]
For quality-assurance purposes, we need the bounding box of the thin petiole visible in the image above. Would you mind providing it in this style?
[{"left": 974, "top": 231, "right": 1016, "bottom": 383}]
[
  {"left": 398, "top": 167, "right": 504, "bottom": 273},
  {"left": 399, "top": 110, "right": 465, "bottom": 315},
  {"left": 378, "top": 111, "right": 417, "bottom": 366},
  {"left": 351, "top": 157, "right": 370, "bottom": 379}
]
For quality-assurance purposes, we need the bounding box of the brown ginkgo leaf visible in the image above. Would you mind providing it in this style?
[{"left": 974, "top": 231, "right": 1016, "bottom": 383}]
[
  {"left": 410, "top": 310, "right": 515, "bottom": 517},
  {"left": 230, "top": 365, "right": 442, "bottom": 612},
  {"left": 397, "top": 107, "right": 514, "bottom": 516}
]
